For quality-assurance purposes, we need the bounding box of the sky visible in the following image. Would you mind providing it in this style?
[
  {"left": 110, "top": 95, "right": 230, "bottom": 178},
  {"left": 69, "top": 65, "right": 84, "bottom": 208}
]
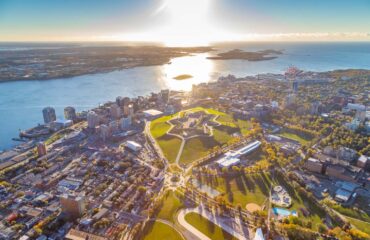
[{"left": 0, "top": 0, "right": 369, "bottom": 44}]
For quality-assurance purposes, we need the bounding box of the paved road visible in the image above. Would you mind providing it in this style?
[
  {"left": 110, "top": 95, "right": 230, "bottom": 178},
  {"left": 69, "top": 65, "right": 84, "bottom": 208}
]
[{"left": 178, "top": 205, "right": 250, "bottom": 240}]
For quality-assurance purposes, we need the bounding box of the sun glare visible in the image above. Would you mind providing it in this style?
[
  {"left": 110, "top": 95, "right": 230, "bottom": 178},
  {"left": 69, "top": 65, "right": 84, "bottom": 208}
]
[
  {"left": 155, "top": 0, "right": 214, "bottom": 46},
  {"left": 103, "top": 0, "right": 244, "bottom": 46}
]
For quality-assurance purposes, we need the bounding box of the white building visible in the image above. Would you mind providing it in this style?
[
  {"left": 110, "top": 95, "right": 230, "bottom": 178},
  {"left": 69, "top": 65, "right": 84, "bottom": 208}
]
[
  {"left": 125, "top": 141, "right": 142, "bottom": 152},
  {"left": 253, "top": 228, "right": 265, "bottom": 240},
  {"left": 99, "top": 124, "right": 111, "bottom": 142},
  {"left": 271, "top": 101, "right": 279, "bottom": 109},
  {"left": 216, "top": 141, "right": 261, "bottom": 168},
  {"left": 143, "top": 109, "right": 163, "bottom": 119},
  {"left": 87, "top": 111, "right": 99, "bottom": 129},
  {"left": 345, "top": 103, "right": 366, "bottom": 112}
]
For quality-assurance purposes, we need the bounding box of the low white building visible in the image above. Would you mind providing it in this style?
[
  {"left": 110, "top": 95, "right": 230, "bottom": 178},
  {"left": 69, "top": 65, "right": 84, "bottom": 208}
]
[
  {"left": 125, "top": 141, "right": 142, "bottom": 152},
  {"left": 216, "top": 140, "right": 261, "bottom": 168},
  {"left": 143, "top": 109, "right": 163, "bottom": 119},
  {"left": 335, "top": 189, "right": 352, "bottom": 203}
]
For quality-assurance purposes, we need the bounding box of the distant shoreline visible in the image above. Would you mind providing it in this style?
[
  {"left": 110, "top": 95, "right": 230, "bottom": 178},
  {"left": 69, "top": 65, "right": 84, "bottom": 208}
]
[{"left": 0, "top": 45, "right": 214, "bottom": 83}]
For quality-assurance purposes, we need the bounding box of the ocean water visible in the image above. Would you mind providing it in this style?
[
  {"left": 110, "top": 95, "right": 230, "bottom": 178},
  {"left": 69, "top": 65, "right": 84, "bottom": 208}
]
[{"left": 1, "top": 42, "right": 370, "bottom": 150}]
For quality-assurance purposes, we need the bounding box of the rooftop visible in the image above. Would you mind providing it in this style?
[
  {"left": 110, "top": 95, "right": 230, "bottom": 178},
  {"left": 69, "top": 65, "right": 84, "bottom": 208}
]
[{"left": 143, "top": 109, "right": 163, "bottom": 117}]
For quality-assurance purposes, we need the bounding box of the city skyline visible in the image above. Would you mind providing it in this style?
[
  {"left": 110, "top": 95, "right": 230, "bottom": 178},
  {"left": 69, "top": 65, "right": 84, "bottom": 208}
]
[{"left": 0, "top": 0, "right": 370, "bottom": 45}]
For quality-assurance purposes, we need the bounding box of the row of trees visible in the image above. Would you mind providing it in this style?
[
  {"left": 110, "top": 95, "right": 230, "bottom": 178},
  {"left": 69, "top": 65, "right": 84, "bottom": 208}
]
[{"left": 321, "top": 126, "right": 370, "bottom": 155}]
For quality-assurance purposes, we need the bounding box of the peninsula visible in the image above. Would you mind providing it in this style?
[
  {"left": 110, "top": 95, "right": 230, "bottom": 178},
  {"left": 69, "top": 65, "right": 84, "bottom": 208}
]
[
  {"left": 0, "top": 45, "right": 213, "bottom": 82},
  {"left": 207, "top": 49, "right": 283, "bottom": 61}
]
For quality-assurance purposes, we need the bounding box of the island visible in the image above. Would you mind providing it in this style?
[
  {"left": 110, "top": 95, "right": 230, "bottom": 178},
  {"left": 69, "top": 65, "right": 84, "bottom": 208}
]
[
  {"left": 173, "top": 74, "right": 193, "bottom": 80},
  {"left": 0, "top": 45, "right": 213, "bottom": 82},
  {"left": 207, "top": 48, "right": 283, "bottom": 61}
]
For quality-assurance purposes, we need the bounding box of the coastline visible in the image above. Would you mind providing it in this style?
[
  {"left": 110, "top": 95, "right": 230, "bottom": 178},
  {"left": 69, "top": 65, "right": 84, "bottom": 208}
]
[{"left": 1, "top": 67, "right": 369, "bottom": 151}]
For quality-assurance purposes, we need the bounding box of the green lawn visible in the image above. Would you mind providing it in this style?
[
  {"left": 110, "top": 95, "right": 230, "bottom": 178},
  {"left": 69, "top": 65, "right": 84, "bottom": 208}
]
[
  {"left": 246, "top": 148, "right": 266, "bottom": 161},
  {"left": 150, "top": 114, "right": 182, "bottom": 163},
  {"left": 203, "top": 172, "right": 325, "bottom": 231},
  {"left": 157, "top": 136, "right": 182, "bottom": 163},
  {"left": 185, "top": 212, "right": 238, "bottom": 240},
  {"left": 347, "top": 217, "right": 370, "bottom": 235},
  {"left": 211, "top": 172, "right": 273, "bottom": 207},
  {"left": 179, "top": 137, "right": 218, "bottom": 165},
  {"left": 150, "top": 115, "right": 174, "bottom": 138},
  {"left": 157, "top": 191, "right": 184, "bottom": 222},
  {"left": 151, "top": 107, "right": 253, "bottom": 165},
  {"left": 178, "top": 108, "right": 251, "bottom": 165},
  {"left": 278, "top": 129, "right": 313, "bottom": 145},
  {"left": 143, "top": 221, "right": 184, "bottom": 240},
  {"left": 213, "top": 128, "right": 234, "bottom": 145},
  {"left": 324, "top": 200, "right": 370, "bottom": 223},
  {"left": 45, "top": 128, "right": 74, "bottom": 145},
  {"left": 237, "top": 119, "right": 253, "bottom": 136}
]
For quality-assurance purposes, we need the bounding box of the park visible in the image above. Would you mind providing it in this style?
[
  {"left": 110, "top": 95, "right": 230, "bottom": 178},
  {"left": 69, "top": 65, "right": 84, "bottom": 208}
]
[{"left": 150, "top": 107, "right": 253, "bottom": 166}]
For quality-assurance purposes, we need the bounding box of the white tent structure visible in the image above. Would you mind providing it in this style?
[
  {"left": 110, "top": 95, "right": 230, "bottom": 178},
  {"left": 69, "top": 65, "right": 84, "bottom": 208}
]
[{"left": 253, "top": 228, "right": 265, "bottom": 240}]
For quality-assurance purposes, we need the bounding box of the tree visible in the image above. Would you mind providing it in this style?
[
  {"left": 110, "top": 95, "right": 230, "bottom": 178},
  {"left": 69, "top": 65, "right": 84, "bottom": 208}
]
[
  {"left": 318, "top": 224, "right": 327, "bottom": 234},
  {"left": 349, "top": 229, "right": 370, "bottom": 240}
]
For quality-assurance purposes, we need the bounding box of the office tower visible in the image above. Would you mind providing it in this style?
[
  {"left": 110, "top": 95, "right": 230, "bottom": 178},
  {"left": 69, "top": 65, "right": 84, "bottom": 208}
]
[
  {"left": 37, "top": 142, "right": 47, "bottom": 156},
  {"left": 87, "top": 111, "right": 99, "bottom": 129},
  {"left": 60, "top": 194, "right": 85, "bottom": 219},
  {"left": 64, "top": 106, "right": 77, "bottom": 121},
  {"left": 42, "top": 107, "right": 56, "bottom": 124},
  {"left": 110, "top": 103, "right": 121, "bottom": 119}
]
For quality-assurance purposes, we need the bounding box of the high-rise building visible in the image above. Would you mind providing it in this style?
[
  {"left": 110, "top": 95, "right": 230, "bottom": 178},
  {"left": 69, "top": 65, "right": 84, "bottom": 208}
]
[
  {"left": 64, "top": 106, "right": 77, "bottom": 121},
  {"left": 283, "top": 94, "right": 296, "bottom": 108},
  {"left": 110, "top": 104, "right": 121, "bottom": 119},
  {"left": 42, "top": 107, "right": 56, "bottom": 124},
  {"left": 116, "top": 96, "right": 124, "bottom": 106},
  {"left": 292, "top": 81, "right": 299, "bottom": 93},
  {"left": 355, "top": 109, "right": 366, "bottom": 122},
  {"left": 310, "top": 101, "right": 321, "bottom": 115},
  {"left": 60, "top": 194, "right": 85, "bottom": 219},
  {"left": 109, "top": 120, "right": 119, "bottom": 133},
  {"left": 87, "top": 111, "right": 99, "bottom": 129},
  {"left": 120, "top": 117, "right": 132, "bottom": 130},
  {"left": 99, "top": 124, "right": 111, "bottom": 142},
  {"left": 122, "top": 97, "right": 130, "bottom": 106},
  {"left": 160, "top": 89, "right": 170, "bottom": 103},
  {"left": 123, "top": 104, "right": 134, "bottom": 117},
  {"left": 37, "top": 142, "right": 47, "bottom": 157}
]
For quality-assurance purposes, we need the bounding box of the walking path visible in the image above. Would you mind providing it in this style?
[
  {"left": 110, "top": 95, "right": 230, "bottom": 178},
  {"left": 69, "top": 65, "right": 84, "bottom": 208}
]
[
  {"left": 177, "top": 209, "right": 211, "bottom": 240},
  {"left": 155, "top": 219, "right": 186, "bottom": 240},
  {"left": 177, "top": 205, "right": 250, "bottom": 240}
]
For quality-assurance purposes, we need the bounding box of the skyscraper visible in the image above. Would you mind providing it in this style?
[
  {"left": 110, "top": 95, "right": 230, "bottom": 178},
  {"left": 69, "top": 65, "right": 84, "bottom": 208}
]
[
  {"left": 160, "top": 89, "right": 170, "bottom": 103},
  {"left": 60, "top": 194, "right": 85, "bottom": 219},
  {"left": 42, "top": 107, "right": 56, "bottom": 124},
  {"left": 120, "top": 117, "right": 132, "bottom": 130},
  {"left": 37, "top": 142, "right": 47, "bottom": 157},
  {"left": 123, "top": 104, "right": 134, "bottom": 117},
  {"left": 87, "top": 111, "right": 99, "bottom": 129},
  {"left": 110, "top": 103, "right": 121, "bottom": 119},
  {"left": 292, "top": 81, "right": 299, "bottom": 93},
  {"left": 64, "top": 106, "right": 77, "bottom": 121}
]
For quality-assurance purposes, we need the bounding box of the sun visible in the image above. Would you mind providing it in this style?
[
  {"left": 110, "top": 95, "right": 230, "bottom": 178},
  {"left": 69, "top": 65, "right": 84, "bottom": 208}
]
[
  {"left": 109, "top": 0, "right": 240, "bottom": 46},
  {"left": 155, "top": 0, "right": 214, "bottom": 46}
]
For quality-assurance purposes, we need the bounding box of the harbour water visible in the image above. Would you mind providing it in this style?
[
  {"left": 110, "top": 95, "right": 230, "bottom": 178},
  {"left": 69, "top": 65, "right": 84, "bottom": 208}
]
[{"left": 1, "top": 42, "right": 370, "bottom": 150}]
